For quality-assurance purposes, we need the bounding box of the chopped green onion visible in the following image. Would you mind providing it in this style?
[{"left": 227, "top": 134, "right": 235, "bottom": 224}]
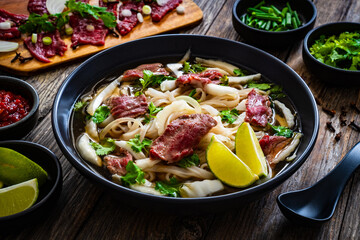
[
  {"left": 142, "top": 5, "right": 151, "bottom": 15},
  {"left": 270, "top": 5, "right": 282, "bottom": 16},
  {"left": 65, "top": 27, "right": 73, "bottom": 35},
  {"left": 253, "top": 0, "right": 265, "bottom": 9},
  {"left": 31, "top": 33, "right": 37, "bottom": 44},
  {"left": 293, "top": 11, "right": 301, "bottom": 26},
  {"left": 42, "top": 36, "right": 52, "bottom": 45},
  {"left": 281, "top": 7, "right": 288, "bottom": 17},
  {"left": 260, "top": 6, "right": 273, "bottom": 13},
  {"left": 286, "top": 12, "right": 292, "bottom": 26},
  {"left": 291, "top": 17, "right": 298, "bottom": 29}
]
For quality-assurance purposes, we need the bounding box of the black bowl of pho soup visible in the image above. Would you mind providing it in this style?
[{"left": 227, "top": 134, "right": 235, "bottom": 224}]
[{"left": 52, "top": 34, "right": 319, "bottom": 214}]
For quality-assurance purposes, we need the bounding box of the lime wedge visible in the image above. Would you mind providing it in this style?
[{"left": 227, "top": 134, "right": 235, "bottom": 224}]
[
  {"left": 206, "top": 136, "right": 258, "bottom": 188},
  {"left": 0, "top": 147, "right": 48, "bottom": 186},
  {"left": 0, "top": 178, "right": 39, "bottom": 217},
  {"left": 235, "top": 122, "right": 268, "bottom": 177}
]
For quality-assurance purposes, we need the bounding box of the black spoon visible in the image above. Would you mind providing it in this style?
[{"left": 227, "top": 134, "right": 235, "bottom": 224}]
[{"left": 277, "top": 142, "right": 360, "bottom": 225}]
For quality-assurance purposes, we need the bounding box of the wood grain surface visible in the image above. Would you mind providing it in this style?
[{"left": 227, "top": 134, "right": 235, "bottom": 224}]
[
  {"left": 1, "top": 0, "right": 360, "bottom": 239},
  {"left": 0, "top": 0, "right": 202, "bottom": 75}
]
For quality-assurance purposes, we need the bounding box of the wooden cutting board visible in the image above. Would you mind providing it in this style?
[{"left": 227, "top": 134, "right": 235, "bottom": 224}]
[{"left": 0, "top": 0, "right": 202, "bottom": 75}]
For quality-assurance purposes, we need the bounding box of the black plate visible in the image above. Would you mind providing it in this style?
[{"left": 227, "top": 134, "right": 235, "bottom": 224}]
[{"left": 52, "top": 34, "right": 319, "bottom": 214}]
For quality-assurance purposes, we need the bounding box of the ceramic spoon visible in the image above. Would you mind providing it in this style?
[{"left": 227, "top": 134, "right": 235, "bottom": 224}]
[{"left": 277, "top": 142, "right": 360, "bottom": 225}]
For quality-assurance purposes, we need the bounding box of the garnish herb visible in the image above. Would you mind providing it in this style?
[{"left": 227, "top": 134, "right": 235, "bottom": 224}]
[
  {"left": 220, "top": 109, "right": 240, "bottom": 124},
  {"left": 121, "top": 161, "right": 145, "bottom": 187},
  {"left": 220, "top": 75, "right": 229, "bottom": 86},
  {"left": 189, "top": 89, "right": 197, "bottom": 98},
  {"left": 19, "top": 13, "right": 56, "bottom": 33},
  {"left": 177, "top": 154, "right": 200, "bottom": 168},
  {"left": 136, "top": 70, "right": 176, "bottom": 95},
  {"left": 144, "top": 102, "right": 163, "bottom": 123},
  {"left": 90, "top": 138, "right": 116, "bottom": 156},
  {"left": 233, "top": 68, "right": 246, "bottom": 76},
  {"left": 247, "top": 82, "right": 285, "bottom": 99},
  {"left": 92, "top": 105, "right": 110, "bottom": 124},
  {"left": 155, "top": 177, "right": 182, "bottom": 197},
  {"left": 127, "top": 134, "right": 152, "bottom": 153},
  {"left": 65, "top": 0, "right": 116, "bottom": 28},
  {"left": 268, "top": 123, "right": 293, "bottom": 138},
  {"left": 73, "top": 101, "right": 87, "bottom": 112},
  {"left": 182, "top": 61, "right": 207, "bottom": 73},
  {"left": 309, "top": 32, "right": 360, "bottom": 71}
]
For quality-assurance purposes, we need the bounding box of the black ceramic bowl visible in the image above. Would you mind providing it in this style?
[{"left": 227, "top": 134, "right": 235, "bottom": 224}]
[
  {"left": 232, "top": 0, "right": 317, "bottom": 48},
  {"left": 303, "top": 22, "right": 360, "bottom": 85},
  {"left": 0, "top": 76, "right": 39, "bottom": 140},
  {"left": 52, "top": 34, "right": 319, "bottom": 214},
  {"left": 0, "top": 140, "right": 62, "bottom": 229}
]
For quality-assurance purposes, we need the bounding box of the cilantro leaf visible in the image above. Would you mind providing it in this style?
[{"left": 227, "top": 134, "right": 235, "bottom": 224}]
[
  {"left": 220, "top": 109, "right": 240, "bottom": 124},
  {"left": 65, "top": 0, "right": 116, "bottom": 28},
  {"left": 144, "top": 102, "right": 163, "bottom": 123},
  {"left": 73, "top": 101, "right": 87, "bottom": 112},
  {"left": 247, "top": 82, "right": 272, "bottom": 91},
  {"left": 155, "top": 177, "right": 182, "bottom": 197},
  {"left": 19, "top": 13, "right": 56, "bottom": 33},
  {"left": 127, "top": 134, "right": 152, "bottom": 153},
  {"left": 247, "top": 81, "right": 285, "bottom": 99},
  {"left": 89, "top": 138, "right": 116, "bottom": 156},
  {"left": 189, "top": 89, "right": 197, "bottom": 98},
  {"left": 177, "top": 154, "right": 200, "bottom": 168},
  {"left": 92, "top": 106, "right": 110, "bottom": 124},
  {"left": 233, "top": 68, "right": 246, "bottom": 76},
  {"left": 121, "top": 161, "right": 145, "bottom": 187},
  {"left": 310, "top": 31, "right": 360, "bottom": 71},
  {"left": 182, "top": 61, "right": 206, "bottom": 73},
  {"left": 268, "top": 123, "right": 293, "bottom": 138},
  {"left": 220, "top": 75, "right": 229, "bottom": 86},
  {"left": 137, "top": 70, "right": 176, "bottom": 95}
]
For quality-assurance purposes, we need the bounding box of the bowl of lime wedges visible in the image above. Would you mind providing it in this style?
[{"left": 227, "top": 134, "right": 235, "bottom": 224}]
[{"left": 0, "top": 140, "right": 62, "bottom": 230}]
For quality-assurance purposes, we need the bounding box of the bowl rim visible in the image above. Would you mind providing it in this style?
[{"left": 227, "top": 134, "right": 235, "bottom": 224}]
[
  {"left": 303, "top": 21, "right": 360, "bottom": 73},
  {"left": 0, "top": 140, "right": 62, "bottom": 221},
  {"left": 232, "top": 0, "right": 317, "bottom": 34},
  {"left": 52, "top": 34, "right": 319, "bottom": 203},
  {"left": 0, "top": 76, "right": 39, "bottom": 131}
]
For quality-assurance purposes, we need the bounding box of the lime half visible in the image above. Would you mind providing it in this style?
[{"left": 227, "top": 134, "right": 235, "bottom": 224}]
[
  {"left": 0, "top": 147, "right": 48, "bottom": 186},
  {"left": 0, "top": 178, "right": 39, "bottom": 217}
]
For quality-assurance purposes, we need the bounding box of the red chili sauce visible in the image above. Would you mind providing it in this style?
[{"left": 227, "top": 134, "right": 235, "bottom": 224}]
[{"left": 0, "top": 90, "right": 30, "bottom": 127}]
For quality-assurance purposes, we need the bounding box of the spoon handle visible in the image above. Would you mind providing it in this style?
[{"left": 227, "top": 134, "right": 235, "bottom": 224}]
[{"left": 314, "top": 141, "right": 360, "bottom": 195}]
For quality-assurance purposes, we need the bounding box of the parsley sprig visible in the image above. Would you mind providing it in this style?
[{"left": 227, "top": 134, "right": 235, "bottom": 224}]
[
  {"left": 89, "top": 138, "right": 116, "bottom": 156},
  {"left": 73, "top": 101, "right": 87, "bottom": 112},
  {"left": 268, "top": 123, "right": 293, "bottom": 138},
  {"left": 121, "top": 161, "right": 145, "bottom": 187},
  {"left": 136, "top": 70, "right": 176, "bottom": 96},
  {"left": 247, "top": 81, "right": 285, "bottom": 99},
  {"left": 220, "top": 109, "right": 240, "bottom": 124},
  {"left": 177, "top": 154, "right": 200, "bottom": 168},
  {"left": 183, "top": 61, "right": 207, "bottom": 73},
  {"left": 155, "top": 177, "right": 182, "bottom": 197},
  {"left": 127, "top": 134, "right": 152, "bottom": 153},
  {"left": 19, "top": 13, "right": 56, "bottom": 33},
  {"left": 92, "top": 106, "right": 110, "bottom": 124},
  {"left": 144, "top": 102, "right": 163, "bottom": 123}
]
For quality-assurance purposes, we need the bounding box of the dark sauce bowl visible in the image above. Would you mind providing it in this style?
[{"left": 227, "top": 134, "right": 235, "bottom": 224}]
[
  {"left": 0, "top": 140, "right": 62, "bottom": 230},
  {"left": 52, "top": 34, "right": 319, "bottom": 214},
  {"left": 0, "top": 76, "right": 39, "bottom": 140},
  {"left": 303, "top": 22, "right": 360, "bottom": 85},
  {"left": 232, "top": 0, "right": 317, "bottom": 48}
]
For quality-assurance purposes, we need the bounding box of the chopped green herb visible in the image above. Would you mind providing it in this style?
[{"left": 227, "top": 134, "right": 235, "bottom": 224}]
[
  {"left": 310, "top": 32, "right": 360, "bottom": 71},
  {"left": 233, "top": 68, "right": 246, "bottom": 76},
  {"left": 269, "top": 85, "right": 286, "bottom": 99},
  {"left": 220, "top": 109, "right": 240, "bottom": 124},
  {"left": 92, "top": 106, "right": 110, "bottom": 124},
  {"left": 137, "top": 70, "right": 176, "bottom": 95},
  {"left": 89, "top": 138, "right": 116, "bottom": 156},
  {"left": 155, "top": 177, "right": 182, "bottom": 197},
  {"left": 144, "top": 102, "right": 163, "bottom": 123},
  {"left": 247, "top": 81, "right": 285, "bottom": 99},
  {"left": 177, "top": 154, "right": 200, "bottom": 168},
  {"left": 127, "top": 134, "right": 152, "bottom": 153},
  {"left": 121, "top": 161, "right": 145, "bottom": 187},
  {"left": 73, "top": 101, "right": 87, "bottom": 112},
  {"left": 220, "top": 75, "right": 229, "bottom": 86},
  {"left": 268, "top": 123, "right": 293, "bottom": 138},
  {"left": 65, "top": 0, "right": 116, "bottom": 28},
  {"left": 182, "top": 61, "right": 207, "bottom": 73},
  {"left": 19, "top": 13, "right": 56, "bottom": 34},
  {"left": 189, "top": 89, "right": 197, "bottom": 98}
]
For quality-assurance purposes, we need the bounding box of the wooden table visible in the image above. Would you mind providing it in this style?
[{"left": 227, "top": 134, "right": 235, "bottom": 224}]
[{"left": 1, "top": 0, "right": 360, "bottom": 239}]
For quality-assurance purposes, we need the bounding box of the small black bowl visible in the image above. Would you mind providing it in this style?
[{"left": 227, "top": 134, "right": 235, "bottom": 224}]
[
  {"left": 232, "top": 0, "right": 317, "bottom": 48},
  {"left": 0, "top": 76, "right": 39, "bottom": 140},
  {"left": 303, "top": 22, "right": 360, "bottom": 85},
  {"left": 0, "top": 140, "right": 62, "bottom": 230}
]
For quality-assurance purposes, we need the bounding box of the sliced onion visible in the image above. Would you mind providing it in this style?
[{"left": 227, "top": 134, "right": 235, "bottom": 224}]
[
  {"left": 0, "top": 22, "right": 11, "bottom": 30},
  {"left": 46, "top": 0, "right": 66, "bottom": 14},
  {"left": 115, "top": 140, "right": 146, "bottom": 160},
  {"left": 157, "top": 0, "right": 170, "bottom": 6},
  {"left": 137, "top": 13, "right": 144, "bottom": 23},
  {"left": 121, "top": 9, "right": 132, "bottom": 17},
  {"left": 204, "top": 83, "right": 238, "bottom": 96},
  {"left": 175, "top": 96, "right": 201, "bottom": 113},
  {"left": 0, "top": 41, "right": 19, "bottom": 52}
]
